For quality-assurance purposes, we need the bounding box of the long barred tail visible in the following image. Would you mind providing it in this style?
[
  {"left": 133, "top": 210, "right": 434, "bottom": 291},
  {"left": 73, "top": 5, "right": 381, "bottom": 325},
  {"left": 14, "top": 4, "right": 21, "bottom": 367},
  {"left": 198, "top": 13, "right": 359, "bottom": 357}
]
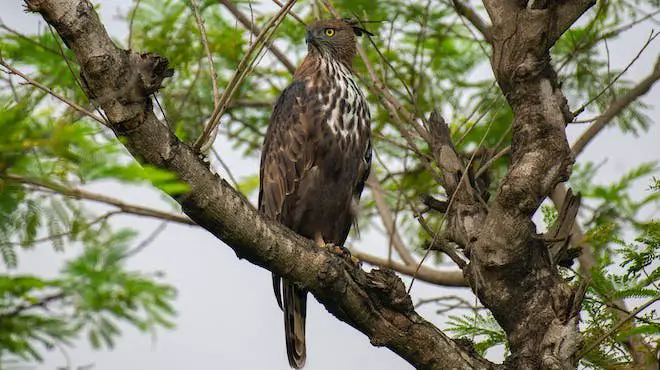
[{"left": 283, "top": 279, "right": 307, "bottom": 369}]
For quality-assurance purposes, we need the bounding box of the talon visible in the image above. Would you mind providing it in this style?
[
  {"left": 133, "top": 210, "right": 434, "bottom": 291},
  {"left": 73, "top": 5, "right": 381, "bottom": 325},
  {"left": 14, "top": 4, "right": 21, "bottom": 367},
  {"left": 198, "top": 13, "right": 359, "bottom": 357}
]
[{"left": 314, "top": 234, "right": 360, "bottom": 267}]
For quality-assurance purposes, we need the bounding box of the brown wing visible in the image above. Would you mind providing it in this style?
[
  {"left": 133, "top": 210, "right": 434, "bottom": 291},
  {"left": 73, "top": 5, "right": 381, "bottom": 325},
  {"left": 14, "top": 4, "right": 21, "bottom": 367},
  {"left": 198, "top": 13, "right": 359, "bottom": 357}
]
[
  {"left": 258, "top": 80, "right": 319, "bottom": 224},
  {"left": 258, "top": 80, "right": 314, "bottom": 369}
]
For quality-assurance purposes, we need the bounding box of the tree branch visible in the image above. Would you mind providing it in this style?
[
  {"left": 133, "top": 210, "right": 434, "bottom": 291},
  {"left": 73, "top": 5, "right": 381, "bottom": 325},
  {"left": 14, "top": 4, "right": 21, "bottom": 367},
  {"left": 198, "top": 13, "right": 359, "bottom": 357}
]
[
  {"left": 554, "top": 0, "right": 597, "bottom": 43},
  {"left": 455, "top": 1, "right": 597, "bottom": 367},
  {"left": 0, "top": 58, "right": 107, "bottom": 126},
  {"left": 1, "top": 292, "right": 66, "bottom": 317},
  {"left": 572, "top": 56, "right": 660, "bottom": 157},
  {"left": 451, "top": 0, "right": 493, "bottom": 43},
  {"left": 217, "top": 0, "right": 297, "bottom": 74},
  {"left": 24, "top": 1, "right": 491, "bottom": 368},
  {"left": 4, "top": 174, "right": 196, "bottom": 226},
  {"left": 353, "top": 251, "right": 468, "bottom": 287},
  {"left": 366, "top": 177, "right": 416, "bottom": 266}
]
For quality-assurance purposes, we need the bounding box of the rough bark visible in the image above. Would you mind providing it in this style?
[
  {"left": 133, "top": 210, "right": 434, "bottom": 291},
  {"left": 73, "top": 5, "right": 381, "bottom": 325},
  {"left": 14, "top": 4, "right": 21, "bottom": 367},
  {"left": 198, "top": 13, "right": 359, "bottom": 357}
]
[
  {"left": 24, "top": 0, "right": 493, "bottom": 368},
  {"left": 428, "top": 1, "right": 595, "bottom": 369}
]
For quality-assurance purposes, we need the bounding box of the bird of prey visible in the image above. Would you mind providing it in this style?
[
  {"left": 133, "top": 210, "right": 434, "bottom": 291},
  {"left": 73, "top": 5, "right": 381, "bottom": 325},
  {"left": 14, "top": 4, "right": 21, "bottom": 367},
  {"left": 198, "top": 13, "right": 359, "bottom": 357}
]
[{"left": 258, "top": 19, "right": 372, "bottom": 369}]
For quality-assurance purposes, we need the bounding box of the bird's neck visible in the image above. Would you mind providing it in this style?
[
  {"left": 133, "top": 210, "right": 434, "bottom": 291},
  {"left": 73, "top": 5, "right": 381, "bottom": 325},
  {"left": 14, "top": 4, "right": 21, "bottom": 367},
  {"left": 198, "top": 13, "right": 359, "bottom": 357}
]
[{"left": 294, "top": 53, "right": 353, "bottom": 81}]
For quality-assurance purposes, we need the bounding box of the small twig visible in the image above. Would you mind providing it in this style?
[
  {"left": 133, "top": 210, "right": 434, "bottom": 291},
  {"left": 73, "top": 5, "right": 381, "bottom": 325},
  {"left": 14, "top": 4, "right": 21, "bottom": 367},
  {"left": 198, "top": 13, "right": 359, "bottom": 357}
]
[
  {"left": 0, "top": 211, "right": 116, "bottom": 249},
  {"left": 0, "top": 58, "right": 107, "bottom": 126},
  {"left": 572, "top": 31, "right": 658, "bottom": 118},
  {"left": 1, "top": 292, "right": 66, "bottom": 317},
  {"left": 193, "top": 0, "right": 297, "bottom": 152},
  {"left": 127, "top": 0, "right": 142, "bottom": 49},
  {"left": 366, "top": 176, "right": 416, "bottom": 265},
  {"left": 474, "top": 145, "right": 510, "bottom": 179},
  {"left": 352, "top": 250, "right": 468, "bottom": 287},
  {"left": 211, "top": 147, "right": 241, "bottom": 191},
  {"left": 190, "top": 0, "right": 220, "bottom": 108},
  {"left": 4, "top": 174, "right": 196, "bottom": 225},
  {"left": 579, "top": 295, "right": 660, "bottom": 358},
  {"left": 415, "top": 295, "right": 482, "bottom": 310},
  {"left": 218, "top": 0, "right": 297, "bottom": 74},
  {"left": 120, "top": 222, "right": 168, "bottom": 260},
  {"left": 451, "top": 0, "right": 493, "bottom": 42},
  {"left": 0, "top": 22, "right": 75, "bottom": 61},
  {"left": 271, "top": 0, "right": 307, "bottom": 25},
  {"left": 572, "top": 55, "right": 660, "bottom": 157},
  {"left": 48, "top": 24, "right": 110, "bottom": 123}
]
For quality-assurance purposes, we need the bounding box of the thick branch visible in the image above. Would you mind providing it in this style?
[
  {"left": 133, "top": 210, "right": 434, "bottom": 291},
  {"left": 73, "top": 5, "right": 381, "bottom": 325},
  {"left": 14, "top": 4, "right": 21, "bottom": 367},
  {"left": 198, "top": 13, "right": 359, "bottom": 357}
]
[
  {"left": 452, "top": 0, "right": 493, "bottom": 42},
  {"left": 554, "top": 0, "right": 597, "bottom": 43},
  {"left": 457, "top": 1, "right": 597, "bottom": 368},
  {"left": 25, "top": 0, "right": 491, "bottom": 368}
]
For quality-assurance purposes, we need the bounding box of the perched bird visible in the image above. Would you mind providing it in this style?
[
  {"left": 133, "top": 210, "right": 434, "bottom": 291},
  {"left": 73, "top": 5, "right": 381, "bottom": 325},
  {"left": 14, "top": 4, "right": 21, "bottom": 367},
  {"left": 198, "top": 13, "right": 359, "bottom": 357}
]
[{"left": 258, "top": 19, "right": 372, "bottom": 369}]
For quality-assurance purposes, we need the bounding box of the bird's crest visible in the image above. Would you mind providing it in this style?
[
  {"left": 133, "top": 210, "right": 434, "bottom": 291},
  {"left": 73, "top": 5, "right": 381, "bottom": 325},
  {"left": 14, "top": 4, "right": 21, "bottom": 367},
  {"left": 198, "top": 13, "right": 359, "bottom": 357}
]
[{"left": 341, "top": 18, "right": 376, "bottom": 37}]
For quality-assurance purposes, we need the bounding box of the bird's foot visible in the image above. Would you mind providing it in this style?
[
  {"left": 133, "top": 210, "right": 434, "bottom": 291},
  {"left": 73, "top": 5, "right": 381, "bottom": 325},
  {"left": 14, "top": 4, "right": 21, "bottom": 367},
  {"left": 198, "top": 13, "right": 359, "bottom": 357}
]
[{"left": 321, "top": 243, "right": 361, "bottom": 267}]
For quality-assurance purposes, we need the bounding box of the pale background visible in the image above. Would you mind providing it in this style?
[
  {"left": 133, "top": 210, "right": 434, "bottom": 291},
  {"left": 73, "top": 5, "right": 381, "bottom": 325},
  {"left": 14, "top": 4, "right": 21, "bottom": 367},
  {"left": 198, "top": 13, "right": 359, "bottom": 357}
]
[{"left": 1, "top": 1, "right": 658, "bottom": 369}]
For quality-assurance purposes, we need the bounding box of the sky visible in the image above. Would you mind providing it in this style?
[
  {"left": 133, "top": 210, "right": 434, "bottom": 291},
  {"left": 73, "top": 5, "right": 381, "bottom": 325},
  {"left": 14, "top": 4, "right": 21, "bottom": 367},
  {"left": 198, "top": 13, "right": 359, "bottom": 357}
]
[{"left": 1, "top": 1, "right": 659, "bottom": 370}]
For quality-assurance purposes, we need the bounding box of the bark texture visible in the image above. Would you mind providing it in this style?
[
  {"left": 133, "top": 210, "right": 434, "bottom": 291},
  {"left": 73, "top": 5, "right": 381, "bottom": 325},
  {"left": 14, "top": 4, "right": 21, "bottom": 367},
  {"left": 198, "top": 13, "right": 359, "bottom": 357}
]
[{"left": 431, "top": 1, "right": 595, "bottom": 369}]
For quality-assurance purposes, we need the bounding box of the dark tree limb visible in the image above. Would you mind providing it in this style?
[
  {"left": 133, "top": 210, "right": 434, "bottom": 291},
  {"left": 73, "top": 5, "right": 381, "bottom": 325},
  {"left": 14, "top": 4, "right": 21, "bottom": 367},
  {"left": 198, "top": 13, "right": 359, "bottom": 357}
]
[
  {"left": 452, "top": 0, "right": 493, "bottom": 43},
  {"left": 24, "top": 0, "right": 492, "bottom": 368},
  {"left": 432, "top": 1, "right": 600, "bottom": 368}
]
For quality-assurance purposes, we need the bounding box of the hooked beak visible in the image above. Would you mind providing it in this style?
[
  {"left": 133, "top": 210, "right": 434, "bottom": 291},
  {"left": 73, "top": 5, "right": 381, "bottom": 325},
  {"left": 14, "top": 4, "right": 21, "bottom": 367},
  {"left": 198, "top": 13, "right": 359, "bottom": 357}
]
[{"left": 305, "top": 30, "right": 313, "bottom": 44}]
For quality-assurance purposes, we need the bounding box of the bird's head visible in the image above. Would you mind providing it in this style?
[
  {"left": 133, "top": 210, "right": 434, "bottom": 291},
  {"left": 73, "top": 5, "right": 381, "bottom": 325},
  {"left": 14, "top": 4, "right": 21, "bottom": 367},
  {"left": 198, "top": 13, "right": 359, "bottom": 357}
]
[{"left": 305, "top": 19, "right": 372, "bottom": 66}]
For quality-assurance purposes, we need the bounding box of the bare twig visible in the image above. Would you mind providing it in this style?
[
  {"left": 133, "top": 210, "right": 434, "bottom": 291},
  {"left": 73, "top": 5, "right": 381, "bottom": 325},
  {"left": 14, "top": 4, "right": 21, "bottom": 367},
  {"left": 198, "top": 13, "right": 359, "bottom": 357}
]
[
  {"left": 4, "top": 174, "right": 196, "bottom": 225},
  {"left": 211, "top": 147, "right": 241, "bottom": 191},
  {"left": 1, "top": 292, "right": 66, "bottom": 317},
  {"left": 572, "top": 31, "right": 658, "bottom": 117},
  {"left": 415, "top": 295, "right": 481, "bottom": 311},
  {"left": 0, "top": 22, "right": 72, "bottom": 60},
  {"left": 271, "top": 0, "right": 306, "bottom": 25},
  {"left": 366, "top": 176, "right": 416, "bottom": 265},
  {"left": 474, "top": 145, "right": 510, "bottom": 179},
  {"left": 572, "top": 55, "right": 660, "bottom": 157},
  {"left": 219, "top": 0, "right": 297, "bottom": 74},
  {"left": 121, "top": 222, "right": 168, "bottom": 260},
  {"left": 127, "top": 0, "right": 142, "bottom": 49},
  {"left": 1, "top": 211, "right": 117, "bottom": 248},
  {"left": 191, "top": 0, "right": 220, "bottom": 108},
  {"left": 0, "top": 58, "right": 107, "bottom": 126},
  {"left": 47, "top": 24, "right": 110, "bottom": 123},
  {"left": 352, "top": 250, "right": 468, "bottom": 287},
  {"left": 193, "top": 0, "right": 297, "bottom": 152}
]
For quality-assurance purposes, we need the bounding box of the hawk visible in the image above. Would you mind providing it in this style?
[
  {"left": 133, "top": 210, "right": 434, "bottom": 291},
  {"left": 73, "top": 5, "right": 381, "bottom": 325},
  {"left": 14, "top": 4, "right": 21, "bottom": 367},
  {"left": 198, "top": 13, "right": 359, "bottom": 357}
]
[{"left": 258, "top": 19, "right": 372, "bottom": 369}]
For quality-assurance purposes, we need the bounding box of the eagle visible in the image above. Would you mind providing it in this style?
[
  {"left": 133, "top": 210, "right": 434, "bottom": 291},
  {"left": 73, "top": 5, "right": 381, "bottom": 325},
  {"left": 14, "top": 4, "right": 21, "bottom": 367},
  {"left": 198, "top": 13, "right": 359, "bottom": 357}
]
[{"left": 258, "top": 19, "right": 372, "bottom": 369}]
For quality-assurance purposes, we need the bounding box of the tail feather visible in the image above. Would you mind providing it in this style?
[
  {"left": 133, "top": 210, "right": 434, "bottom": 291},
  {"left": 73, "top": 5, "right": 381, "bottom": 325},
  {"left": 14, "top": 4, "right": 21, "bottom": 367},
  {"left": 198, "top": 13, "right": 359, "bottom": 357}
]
[{"left": 283, "top": 279, "right": 307, "bottom": 369}]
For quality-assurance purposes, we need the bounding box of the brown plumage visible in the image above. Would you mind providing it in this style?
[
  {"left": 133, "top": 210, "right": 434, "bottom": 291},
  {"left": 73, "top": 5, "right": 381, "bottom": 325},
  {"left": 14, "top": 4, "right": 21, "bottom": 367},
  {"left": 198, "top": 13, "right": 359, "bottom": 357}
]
[{"left": 258, "top": 19, "right": 372, "bottom": 369}]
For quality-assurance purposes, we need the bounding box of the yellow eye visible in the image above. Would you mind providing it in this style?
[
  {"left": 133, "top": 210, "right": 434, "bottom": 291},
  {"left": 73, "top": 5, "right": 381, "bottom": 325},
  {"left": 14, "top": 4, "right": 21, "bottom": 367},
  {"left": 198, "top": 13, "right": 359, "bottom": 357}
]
[{"left": 324, "top": 28, "right": 335, "bottom": 37}]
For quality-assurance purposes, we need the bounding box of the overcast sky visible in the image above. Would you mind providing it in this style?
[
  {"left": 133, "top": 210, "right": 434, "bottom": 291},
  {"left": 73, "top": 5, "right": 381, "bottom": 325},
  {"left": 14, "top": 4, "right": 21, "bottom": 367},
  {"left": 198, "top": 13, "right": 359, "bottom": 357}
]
[{"left": 2, "top": 1, "right": 659, "bottom": 370}]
